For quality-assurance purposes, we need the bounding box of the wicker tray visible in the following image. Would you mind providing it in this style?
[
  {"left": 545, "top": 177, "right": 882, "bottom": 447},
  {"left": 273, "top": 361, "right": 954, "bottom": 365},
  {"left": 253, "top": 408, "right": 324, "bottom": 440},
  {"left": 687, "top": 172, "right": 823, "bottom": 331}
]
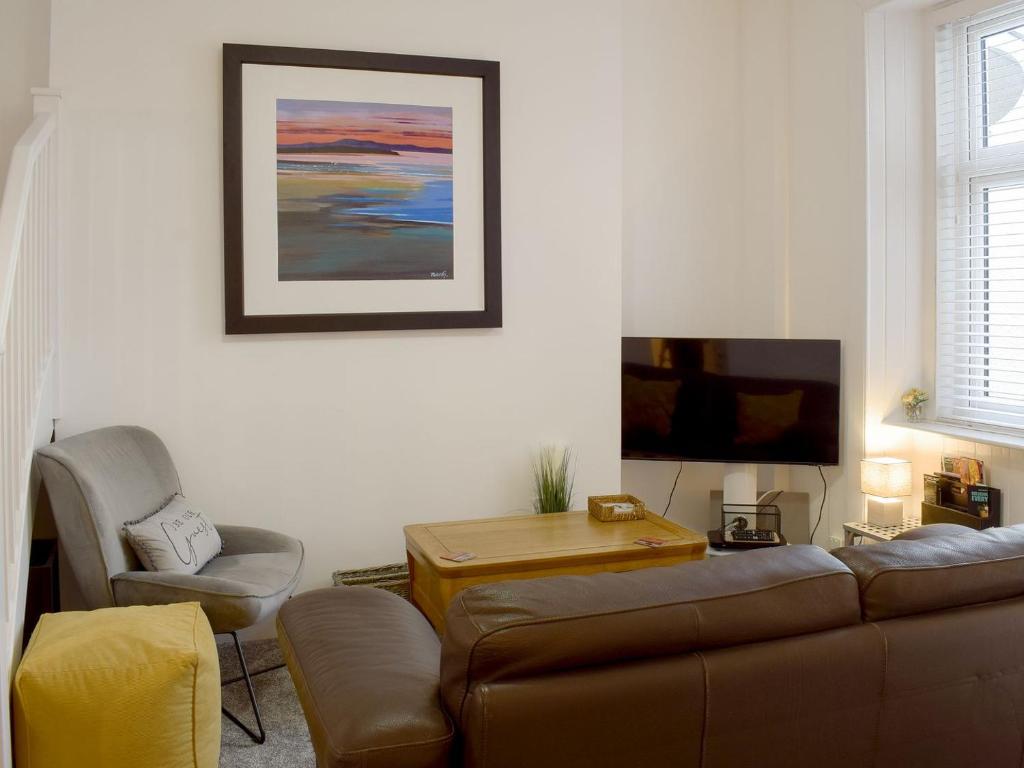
[
  {"left": 588, "top": 494, "right": 648, "bottom": 522},
  {"left": 332, "top": 562, "right": 410, "bottom": 600}
]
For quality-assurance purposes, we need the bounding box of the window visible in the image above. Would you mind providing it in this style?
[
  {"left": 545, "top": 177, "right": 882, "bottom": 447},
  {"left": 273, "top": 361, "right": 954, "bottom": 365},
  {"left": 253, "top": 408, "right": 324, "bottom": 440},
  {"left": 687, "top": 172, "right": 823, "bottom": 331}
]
[{"left": 936, "top": 2, "right": 1024, "bottom": 433}]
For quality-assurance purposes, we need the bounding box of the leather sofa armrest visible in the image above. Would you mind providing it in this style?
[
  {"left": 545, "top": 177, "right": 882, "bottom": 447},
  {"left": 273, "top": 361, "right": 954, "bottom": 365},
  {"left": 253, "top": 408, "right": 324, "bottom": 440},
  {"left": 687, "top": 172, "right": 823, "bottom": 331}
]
[{"left": 277, "top": 587, "right": 454, "bottom": 768}]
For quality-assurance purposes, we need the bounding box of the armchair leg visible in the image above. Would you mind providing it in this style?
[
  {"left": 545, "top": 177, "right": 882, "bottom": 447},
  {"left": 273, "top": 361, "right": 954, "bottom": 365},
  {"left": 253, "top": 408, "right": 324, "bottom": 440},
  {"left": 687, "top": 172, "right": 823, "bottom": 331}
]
[{"left": 221, "top": 631, "right": 279, "bottom": 745}]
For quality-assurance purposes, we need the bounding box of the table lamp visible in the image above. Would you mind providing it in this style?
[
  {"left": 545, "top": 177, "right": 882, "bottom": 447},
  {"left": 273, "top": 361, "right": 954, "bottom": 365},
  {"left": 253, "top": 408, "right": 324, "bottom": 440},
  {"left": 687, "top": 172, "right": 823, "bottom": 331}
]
[{"left": 860, "top": 457, "right": 912, "bottom": 526}]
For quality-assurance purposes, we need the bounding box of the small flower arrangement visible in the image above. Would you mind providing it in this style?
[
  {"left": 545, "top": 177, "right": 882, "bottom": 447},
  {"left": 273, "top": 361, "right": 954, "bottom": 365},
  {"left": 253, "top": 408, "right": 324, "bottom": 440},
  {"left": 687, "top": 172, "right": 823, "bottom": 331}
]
[{"left": 901, "top": 388, "right": 928, "bottom": 422}]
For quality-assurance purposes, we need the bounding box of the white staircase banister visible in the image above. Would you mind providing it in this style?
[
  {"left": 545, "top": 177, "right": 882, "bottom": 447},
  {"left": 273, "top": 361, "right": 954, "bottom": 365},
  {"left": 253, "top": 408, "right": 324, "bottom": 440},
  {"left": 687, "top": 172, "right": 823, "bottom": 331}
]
[
  {"left": 0, "top": 111, "right": 56, "bottom": 355},
  {"left": 0, "top": 87, "right": 61, "bottom": 768}
]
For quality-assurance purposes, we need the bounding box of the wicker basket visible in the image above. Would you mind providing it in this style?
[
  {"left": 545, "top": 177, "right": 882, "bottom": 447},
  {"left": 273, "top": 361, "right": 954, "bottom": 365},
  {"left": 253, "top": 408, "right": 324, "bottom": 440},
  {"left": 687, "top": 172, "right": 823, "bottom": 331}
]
[
  {"left": 332, "top": 562, "right": 410, "bottom": 600},
  {"left": 588, "top": 494, "right": 648, "bottom": 522}
]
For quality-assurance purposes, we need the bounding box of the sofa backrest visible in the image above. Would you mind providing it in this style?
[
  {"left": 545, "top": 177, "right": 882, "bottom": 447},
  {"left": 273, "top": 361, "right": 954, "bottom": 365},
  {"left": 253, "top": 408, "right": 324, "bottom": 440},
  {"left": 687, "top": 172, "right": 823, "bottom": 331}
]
[
  {"left": 35, "top": 426, "right": 181, "bottom": 608},
  {"left": 832, "top": 524, "right": 1024, "bottom": 621},
  {"left": 440, "top": 527, "right": 1024, "bottom": 768},
  {"left": 441, "top": 545, "right": 860, "bottom": 722},
  {"left": 440, "top": 545, "right": 870, "bottom": 768}
]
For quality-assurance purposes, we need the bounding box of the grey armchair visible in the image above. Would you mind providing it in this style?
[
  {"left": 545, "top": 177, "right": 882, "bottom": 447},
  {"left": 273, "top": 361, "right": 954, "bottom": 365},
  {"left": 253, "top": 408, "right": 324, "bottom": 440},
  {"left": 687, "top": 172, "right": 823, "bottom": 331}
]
[{"left": 35, "top": 425, "right": 305, "bottom": 744}]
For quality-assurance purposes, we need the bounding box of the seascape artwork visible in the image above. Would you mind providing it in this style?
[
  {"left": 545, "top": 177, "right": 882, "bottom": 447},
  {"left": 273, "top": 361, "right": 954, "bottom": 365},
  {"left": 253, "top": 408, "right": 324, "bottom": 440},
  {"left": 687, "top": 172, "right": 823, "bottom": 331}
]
[{"left": 276, "top": 98, "right": 454, "bottom": 281}]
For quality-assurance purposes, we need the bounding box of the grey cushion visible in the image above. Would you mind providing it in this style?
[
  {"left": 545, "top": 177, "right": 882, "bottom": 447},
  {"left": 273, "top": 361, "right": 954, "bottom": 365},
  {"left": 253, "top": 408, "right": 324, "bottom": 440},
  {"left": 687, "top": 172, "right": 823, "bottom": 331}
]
[
  {"left": 112, "top": 525, "right": 304, "bottom": 634},
  {"left": 123, "top": 494, "right": 223, "bottom": 573}
]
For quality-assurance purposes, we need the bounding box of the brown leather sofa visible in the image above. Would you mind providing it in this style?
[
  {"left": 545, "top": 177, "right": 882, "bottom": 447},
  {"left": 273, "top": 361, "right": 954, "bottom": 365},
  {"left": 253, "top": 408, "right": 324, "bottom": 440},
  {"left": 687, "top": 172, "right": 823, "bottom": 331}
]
[{"left": 277, "top": 524, "right": 1024, "bottom": 768}]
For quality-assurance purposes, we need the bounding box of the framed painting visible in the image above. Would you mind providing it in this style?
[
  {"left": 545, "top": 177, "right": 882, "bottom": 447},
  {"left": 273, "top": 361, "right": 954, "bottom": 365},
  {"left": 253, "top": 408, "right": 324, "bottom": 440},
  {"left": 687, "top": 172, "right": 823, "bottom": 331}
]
[{"left": 223, "top": 44, "right": 501, "bottom": 333}]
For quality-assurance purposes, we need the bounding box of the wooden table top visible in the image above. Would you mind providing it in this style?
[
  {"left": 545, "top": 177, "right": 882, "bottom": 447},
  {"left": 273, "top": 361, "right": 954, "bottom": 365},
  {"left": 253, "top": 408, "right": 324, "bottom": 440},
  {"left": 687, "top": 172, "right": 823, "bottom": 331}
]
[{"left": 404, "top": 511, "right": 707, "bottom": 577}]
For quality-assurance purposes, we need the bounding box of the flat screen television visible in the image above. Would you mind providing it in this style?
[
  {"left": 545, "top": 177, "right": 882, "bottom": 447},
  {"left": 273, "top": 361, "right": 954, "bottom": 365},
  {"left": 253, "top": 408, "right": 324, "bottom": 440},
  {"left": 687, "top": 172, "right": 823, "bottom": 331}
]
[{"left": 622, "top": 337, "right": 840, "bottom": 466}]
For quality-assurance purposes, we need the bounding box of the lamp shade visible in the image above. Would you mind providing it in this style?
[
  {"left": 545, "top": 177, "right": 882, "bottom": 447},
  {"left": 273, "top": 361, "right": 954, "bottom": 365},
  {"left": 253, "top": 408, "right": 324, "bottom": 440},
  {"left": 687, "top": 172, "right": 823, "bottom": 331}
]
[{"left": 860, "top": 457, "right": 912, "bottom": 498}]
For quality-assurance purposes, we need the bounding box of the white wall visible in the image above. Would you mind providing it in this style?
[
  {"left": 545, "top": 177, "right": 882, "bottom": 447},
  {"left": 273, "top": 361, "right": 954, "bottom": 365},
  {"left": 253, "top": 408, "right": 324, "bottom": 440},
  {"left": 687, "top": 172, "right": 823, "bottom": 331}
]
[
  {"left": 865, "top": 0, "right": 1024, "bottom": 526},
  {"left": 621, "top": 0, "right": 1024, "bottom": 545},
  {"left": 865, "top": 5, "right": 936, "bottom": 504},
  {"left": 48, "top": 0, "right": 1007, "bottom": 617},
  {"left": 786, "top": 0, "right": 868, "bottom": 536},
  {"left": 622, "top": 0, "right": 868, "bottom": 543},
  {"left": 0, "top": 0, "right": 50, "bottom": 185},
  {"left": 49, "top": 0, "right": 623, "bottom": 605},
  {"left": 621, "top": 0, "right": 747, "bottom": 534},
  {"left": 622, "top": 0, "right": 744, "bottom": 338},
  {"left": 621, "top": 0, "right": 790, "bottom": 535}
]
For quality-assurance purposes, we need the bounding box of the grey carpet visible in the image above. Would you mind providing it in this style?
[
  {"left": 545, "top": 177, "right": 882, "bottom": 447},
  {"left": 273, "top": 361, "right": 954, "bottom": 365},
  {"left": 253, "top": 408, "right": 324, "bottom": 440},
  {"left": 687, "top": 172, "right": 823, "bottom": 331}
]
[{"left": 218, "top": 638, "right": 315, "bottom": 768}]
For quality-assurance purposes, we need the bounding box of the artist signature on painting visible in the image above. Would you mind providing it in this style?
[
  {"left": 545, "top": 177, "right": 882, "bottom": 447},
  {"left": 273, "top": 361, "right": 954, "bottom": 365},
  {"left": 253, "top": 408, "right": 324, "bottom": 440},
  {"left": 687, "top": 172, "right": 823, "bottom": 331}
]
[{"left": 430, "top": 271, "right": 449, "bottom": 279}]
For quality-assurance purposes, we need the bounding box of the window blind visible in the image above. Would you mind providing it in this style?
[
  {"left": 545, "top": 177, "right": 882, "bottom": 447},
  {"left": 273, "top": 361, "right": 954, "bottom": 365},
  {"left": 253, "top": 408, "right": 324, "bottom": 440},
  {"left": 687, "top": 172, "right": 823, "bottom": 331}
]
[{"left": 936, "top": 1, "right": 1024, "bottom": 432}]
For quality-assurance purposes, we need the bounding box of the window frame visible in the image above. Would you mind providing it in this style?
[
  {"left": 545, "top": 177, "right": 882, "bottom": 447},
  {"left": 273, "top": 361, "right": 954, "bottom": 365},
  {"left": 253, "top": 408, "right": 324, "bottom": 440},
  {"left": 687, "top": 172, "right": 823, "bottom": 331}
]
[{"left": 936, "top": 1, "right": 1024, "bottom": 434}]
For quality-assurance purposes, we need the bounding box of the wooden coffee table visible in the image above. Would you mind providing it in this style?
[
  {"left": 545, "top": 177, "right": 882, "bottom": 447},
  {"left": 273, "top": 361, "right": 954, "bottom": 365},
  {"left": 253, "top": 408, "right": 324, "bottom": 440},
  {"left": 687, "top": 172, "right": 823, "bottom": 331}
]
[{"left": 404, "top": 511, "right": 707, "bottom": 631}]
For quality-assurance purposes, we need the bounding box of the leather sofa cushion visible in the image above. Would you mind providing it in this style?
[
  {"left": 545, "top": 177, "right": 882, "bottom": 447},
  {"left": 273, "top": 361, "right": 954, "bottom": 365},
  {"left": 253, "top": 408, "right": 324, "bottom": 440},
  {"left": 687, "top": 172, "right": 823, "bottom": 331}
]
[
  {"left": 441, "top": 545, "right": 859, "bottom": 724},
  {"left": 893, "top": 523, "right": 972, "bottom": 542},
  {"left": 832, "top": 524, "right": 1024, "bottom": 621},
  {"left": 277, "top": 587, "right": 454, "bottom": 768}
]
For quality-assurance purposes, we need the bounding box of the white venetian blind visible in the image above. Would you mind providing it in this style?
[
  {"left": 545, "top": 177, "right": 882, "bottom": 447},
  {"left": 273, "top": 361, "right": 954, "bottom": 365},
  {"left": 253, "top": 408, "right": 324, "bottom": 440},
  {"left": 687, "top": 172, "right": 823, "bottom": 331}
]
[{"left": 936, "top": 1, "right": 1024, "bottom": 432}]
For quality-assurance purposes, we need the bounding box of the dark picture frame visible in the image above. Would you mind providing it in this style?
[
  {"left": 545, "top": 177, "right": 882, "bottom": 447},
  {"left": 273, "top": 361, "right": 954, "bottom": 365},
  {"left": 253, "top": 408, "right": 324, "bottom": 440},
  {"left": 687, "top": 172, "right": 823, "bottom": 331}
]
[{"left": 223, "top": 44, "right": 501, "bottom": 334}]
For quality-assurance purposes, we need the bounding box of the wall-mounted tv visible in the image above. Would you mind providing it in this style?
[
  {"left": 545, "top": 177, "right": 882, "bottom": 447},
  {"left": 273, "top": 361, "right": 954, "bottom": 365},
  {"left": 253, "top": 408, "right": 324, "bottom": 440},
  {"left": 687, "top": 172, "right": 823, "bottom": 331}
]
[{"left": 622, "top": 338, "right": 840, "bottom": 466}]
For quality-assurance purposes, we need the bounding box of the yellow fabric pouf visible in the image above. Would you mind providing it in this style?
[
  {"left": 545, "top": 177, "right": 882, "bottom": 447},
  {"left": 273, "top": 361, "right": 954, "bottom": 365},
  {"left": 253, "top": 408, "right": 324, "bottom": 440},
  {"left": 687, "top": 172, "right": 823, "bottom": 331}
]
[{"left": 14, "top": 601, "right": 220, "bottom": 768}]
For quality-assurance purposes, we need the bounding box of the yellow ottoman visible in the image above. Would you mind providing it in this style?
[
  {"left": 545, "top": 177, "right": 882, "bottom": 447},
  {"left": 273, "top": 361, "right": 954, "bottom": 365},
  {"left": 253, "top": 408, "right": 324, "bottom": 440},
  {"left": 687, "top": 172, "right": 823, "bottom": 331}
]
[{"left": 14, "top": 602, "right": 220, "bottom": 768}]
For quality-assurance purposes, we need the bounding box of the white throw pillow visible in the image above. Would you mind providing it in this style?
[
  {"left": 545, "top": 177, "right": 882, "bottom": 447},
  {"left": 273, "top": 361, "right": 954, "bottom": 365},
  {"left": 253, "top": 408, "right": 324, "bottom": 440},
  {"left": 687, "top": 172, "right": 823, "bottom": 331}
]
[{"left": 123, "top": 494, "right": 223, "bottom": 574}]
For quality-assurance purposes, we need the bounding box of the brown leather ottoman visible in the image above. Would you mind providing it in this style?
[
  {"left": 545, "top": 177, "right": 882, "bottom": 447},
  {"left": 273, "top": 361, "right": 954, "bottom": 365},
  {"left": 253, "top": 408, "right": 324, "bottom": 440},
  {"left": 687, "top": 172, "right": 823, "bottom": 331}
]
[{"left": 277, "top": 588, "right": 454, "bottom": 768}]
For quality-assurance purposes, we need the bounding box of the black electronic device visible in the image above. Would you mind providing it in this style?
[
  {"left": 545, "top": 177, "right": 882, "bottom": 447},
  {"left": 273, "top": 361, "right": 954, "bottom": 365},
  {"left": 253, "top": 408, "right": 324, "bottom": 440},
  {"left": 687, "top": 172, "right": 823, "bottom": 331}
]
[
  {"left": 709, "top": 501, "right": 786, "bottom": 550},
  {"left": 622, "top": 338, "right": 840, "bottom": 465},
  {"left": 707, "top": 529, "right": 789, "bottom": 550},
  {"left": 727, "top": 529, "right": 780, "bottom": 544}
]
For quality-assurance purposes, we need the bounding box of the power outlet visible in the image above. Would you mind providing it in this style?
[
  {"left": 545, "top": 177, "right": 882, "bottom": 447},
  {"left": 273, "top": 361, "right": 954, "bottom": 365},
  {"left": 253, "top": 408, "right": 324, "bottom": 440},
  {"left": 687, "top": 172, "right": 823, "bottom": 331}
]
[{"left": 828, "top": 536, "right": 842, "bottom": 549}]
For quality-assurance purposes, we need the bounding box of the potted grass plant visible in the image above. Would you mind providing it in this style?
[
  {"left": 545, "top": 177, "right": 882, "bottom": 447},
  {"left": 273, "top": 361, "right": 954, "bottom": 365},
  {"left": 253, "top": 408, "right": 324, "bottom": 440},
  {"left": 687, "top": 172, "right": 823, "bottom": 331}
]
[{"left": 532, "top": 445, "right": 576, "bottom": 514}]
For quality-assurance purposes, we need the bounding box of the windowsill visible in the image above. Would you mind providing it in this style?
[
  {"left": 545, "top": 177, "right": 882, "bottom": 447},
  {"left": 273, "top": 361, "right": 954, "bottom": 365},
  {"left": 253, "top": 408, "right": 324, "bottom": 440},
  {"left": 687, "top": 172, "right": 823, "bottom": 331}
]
[{"left": 881, "top": 413, "right": 1024, "bottom": 451}]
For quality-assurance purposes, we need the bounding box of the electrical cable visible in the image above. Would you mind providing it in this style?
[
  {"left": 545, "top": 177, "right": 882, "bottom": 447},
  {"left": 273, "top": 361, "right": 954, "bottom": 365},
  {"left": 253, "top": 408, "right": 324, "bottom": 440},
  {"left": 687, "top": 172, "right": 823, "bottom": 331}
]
[
  {"left": 810, "top": 465, "right": 827, "bottom": 544},
  {"left": 663, "top": 461, "right": 683, "bottom": 517}
]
